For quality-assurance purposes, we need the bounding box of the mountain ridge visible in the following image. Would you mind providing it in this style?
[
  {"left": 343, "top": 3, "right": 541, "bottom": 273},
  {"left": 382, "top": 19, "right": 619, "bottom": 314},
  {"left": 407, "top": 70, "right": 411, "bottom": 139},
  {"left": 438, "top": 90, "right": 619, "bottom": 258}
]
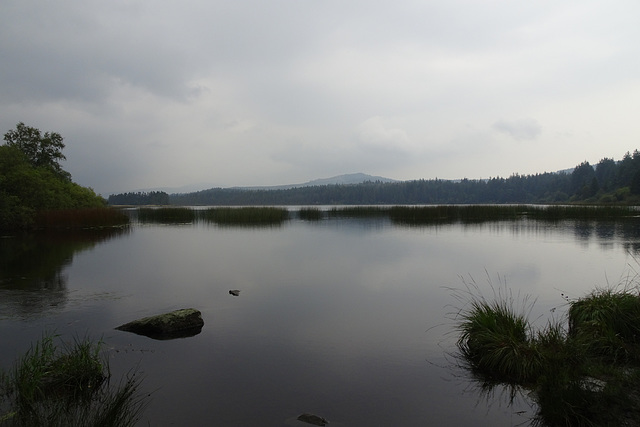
[{"left": 116, "top": 173, "right": 397, "bottom": 196}]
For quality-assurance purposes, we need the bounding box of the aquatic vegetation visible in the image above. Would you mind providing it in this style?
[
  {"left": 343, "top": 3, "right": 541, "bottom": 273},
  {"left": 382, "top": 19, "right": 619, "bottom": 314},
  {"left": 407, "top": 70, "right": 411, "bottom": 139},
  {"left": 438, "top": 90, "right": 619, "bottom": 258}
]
[
  {"left": 326, "top": 206, "right": 389, "bottom": 218},
  {"left": 297, "top": 207, "right": 324, "bottom": 221},
  {"left": 456, "top": 297, "right": 540, "bottom": 385},
  {"left": 455, "top": 281, "right": 640, "bottom": 426},
  {"left": 568, "top": 288, "right": 640, "bottom": 363},
  {"left": 200, "top": 207, "right": 289, "bottom": 225},
  {"left": 34, "top": 208, "right": 130, "bottom": 229},
  {"left": 0, "top": 334, "right": 147, "bottom": 426}
]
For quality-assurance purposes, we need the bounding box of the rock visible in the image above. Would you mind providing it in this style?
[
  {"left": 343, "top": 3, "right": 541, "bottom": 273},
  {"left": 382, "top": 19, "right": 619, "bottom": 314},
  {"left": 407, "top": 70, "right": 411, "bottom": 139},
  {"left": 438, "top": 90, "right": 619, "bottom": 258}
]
[
  {"left": 116, "top": 308, "right": 204, "bottom": 340},
  {"left": 229, "top": 290, "right": 240, "bottom": 296},
  {"left": 297, "top": 413, "right": 328, "bottom": 426}
]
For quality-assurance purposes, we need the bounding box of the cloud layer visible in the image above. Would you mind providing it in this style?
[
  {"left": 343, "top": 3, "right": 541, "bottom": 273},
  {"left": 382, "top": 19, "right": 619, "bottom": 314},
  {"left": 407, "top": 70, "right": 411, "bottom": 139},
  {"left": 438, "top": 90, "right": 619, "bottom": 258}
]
[{"left": 1, "top": 0, "right": 639, "bottom": 194}]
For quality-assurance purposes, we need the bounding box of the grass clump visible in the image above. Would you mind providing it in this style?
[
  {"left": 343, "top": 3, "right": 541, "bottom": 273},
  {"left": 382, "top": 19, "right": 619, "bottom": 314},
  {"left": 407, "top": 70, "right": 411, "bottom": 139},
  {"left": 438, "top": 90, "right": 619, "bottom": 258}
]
[
  {"left": 457, "top": 298, "right": 541, "bottom": 385},
  {"left": 568, "top": 288, "right": 640, "bottom": 364},
  {"left": 0, "top": 334, "right": 147, "bottom": 426},
  {"left": 455, "top": 279, "right": 640, "bottom": 426}
]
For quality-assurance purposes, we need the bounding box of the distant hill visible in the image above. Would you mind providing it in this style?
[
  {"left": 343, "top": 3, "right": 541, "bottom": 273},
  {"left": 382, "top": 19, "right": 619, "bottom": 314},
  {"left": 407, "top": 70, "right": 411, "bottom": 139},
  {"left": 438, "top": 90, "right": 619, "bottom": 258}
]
[{"left": 232, "top": 173, "right": 397, "bottom": 191}]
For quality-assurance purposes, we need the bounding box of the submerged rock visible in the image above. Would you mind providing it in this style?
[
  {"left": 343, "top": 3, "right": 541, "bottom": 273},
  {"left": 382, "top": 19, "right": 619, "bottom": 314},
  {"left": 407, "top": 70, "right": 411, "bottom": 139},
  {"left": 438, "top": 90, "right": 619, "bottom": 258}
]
[
  {"left": 116, "top": 308, "right": 204, "bottom": 340},
  {"left": 297, "top": 413, "right": 328, "bottom": 426}
]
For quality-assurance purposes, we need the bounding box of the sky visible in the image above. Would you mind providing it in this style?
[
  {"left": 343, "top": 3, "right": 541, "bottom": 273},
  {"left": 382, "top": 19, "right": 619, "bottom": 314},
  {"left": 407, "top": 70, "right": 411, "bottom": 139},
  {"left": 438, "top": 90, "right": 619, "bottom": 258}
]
[{"left": 2, "top": 1, "right": 639, "bottom": 196}]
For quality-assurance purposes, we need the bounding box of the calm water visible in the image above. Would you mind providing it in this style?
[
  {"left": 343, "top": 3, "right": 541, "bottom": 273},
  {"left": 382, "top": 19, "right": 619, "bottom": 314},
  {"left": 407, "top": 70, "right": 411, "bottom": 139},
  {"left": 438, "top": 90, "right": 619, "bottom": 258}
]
[{"left": 2, "top": 215, "right": 640, "bottom": 426}]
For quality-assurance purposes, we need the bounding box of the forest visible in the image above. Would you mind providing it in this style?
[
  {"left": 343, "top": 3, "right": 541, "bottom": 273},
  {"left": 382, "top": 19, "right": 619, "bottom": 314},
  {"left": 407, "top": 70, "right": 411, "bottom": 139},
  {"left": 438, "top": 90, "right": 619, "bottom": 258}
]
[
  {"left": 163, "top": 150, "right": 640, "bottom": 206},
  {"left": 107, "top": 191, "right": 170, "bottom": 205}
]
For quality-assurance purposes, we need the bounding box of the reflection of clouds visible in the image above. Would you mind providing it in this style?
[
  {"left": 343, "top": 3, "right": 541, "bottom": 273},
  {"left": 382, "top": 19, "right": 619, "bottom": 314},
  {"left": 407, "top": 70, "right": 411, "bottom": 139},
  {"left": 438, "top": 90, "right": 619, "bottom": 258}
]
[
  {"left": 0, "top": 229, "right": 128, "bottom": 320},
  {"left": 3, "top": 219, "right": 637, "bottom": 425}
]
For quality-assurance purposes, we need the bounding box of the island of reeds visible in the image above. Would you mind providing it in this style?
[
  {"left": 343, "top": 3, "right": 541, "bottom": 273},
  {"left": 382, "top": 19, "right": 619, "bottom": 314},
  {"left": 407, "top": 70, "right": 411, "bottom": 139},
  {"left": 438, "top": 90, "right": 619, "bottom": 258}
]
[{"left": 454, "top": 282, "right": 640, "bottom": 426}]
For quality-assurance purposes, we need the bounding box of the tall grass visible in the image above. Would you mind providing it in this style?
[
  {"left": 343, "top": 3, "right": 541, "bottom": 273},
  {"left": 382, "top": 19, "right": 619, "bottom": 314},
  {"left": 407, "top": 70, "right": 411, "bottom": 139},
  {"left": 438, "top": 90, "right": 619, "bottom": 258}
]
[
  {"left": 0, "top": 334, "right": 147, "bottom": 426},
  {"left": 326, "top": 206, "right": 389, "bottom": 218},
  {"left": 34, "top": 208, "right": 130, "bottom": 229},
  {"left": 200, "top": 207, "right": 289, "bottom": 225},
  {"left": 568, "top": 287, "right": 640, "bottom": 363},
  {"left": 455, "top": 280, "right": 640, "bottom": 426},
  {"left": 525, "top": 205, "right": 637, "bottom": 220},
  {"left": 297, "top": 208, "right": 324, "bottom": 221}
]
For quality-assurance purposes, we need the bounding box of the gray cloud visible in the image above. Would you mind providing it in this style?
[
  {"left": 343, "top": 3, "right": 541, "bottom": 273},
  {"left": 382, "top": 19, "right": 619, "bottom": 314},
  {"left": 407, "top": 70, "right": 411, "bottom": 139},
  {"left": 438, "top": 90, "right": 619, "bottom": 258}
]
[
  {"left": 493, "top": 118, "right": 542, "bottom": 141},
  {"left": 1, "top": 0, "right": 639, "bottom": 194}
]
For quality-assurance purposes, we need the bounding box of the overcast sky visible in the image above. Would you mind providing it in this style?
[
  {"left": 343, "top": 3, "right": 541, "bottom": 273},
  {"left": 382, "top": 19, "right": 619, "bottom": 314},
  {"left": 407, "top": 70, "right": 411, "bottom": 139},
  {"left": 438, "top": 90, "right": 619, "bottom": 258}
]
[{"left": 2, "top": 1, "right": 639, "bottom": 195}]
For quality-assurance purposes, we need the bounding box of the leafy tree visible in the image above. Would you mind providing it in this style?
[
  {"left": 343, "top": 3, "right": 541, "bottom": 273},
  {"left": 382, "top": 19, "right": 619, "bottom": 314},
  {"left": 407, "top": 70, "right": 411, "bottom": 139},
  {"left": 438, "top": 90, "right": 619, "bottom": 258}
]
[
  {"left": 1, "top": 125, "right": 105, "bottom": 229},
  {"left": 3, "top": 122, "right": 70, "bottom": 179}
]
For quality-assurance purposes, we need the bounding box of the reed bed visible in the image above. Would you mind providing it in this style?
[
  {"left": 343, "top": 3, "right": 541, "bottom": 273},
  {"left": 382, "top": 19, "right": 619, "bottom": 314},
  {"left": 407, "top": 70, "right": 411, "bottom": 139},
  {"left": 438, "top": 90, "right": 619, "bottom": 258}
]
[
  {"left": 0, "top": 334, "right": 147, "bottom": 426},
  {"left": 137, "top": 207, "right": 197, "bottom": 224},
  {"left": 200, "top": 207, "right": 290, "bottom": 225},
  {"left": 298, "top": 207, "right": 324, "bottom": 221},
  {"left": 389, "top": 205, "right": 524, "bottom": 224},
  {"left": 34, "top": 208, "right": 130, "bottom": 229},
  {"left": 326, "top": 206, "right": 389, "bottom": 218},
  {"left": 524, "top": 205, "right": 637, "bottom": 220}
]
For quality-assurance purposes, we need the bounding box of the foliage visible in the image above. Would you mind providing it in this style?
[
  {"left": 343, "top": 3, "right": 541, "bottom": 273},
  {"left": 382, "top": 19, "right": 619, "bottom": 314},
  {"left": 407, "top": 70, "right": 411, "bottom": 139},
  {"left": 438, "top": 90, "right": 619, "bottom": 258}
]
[
  {"left": 3, "top": 122, "right": 68, "bottom": 180},
  {"left": 1, "top": 124, "right": 107, "bottom": 230},
  {"left": 0, "top": 334, "right": 147, "bottom": 426}
]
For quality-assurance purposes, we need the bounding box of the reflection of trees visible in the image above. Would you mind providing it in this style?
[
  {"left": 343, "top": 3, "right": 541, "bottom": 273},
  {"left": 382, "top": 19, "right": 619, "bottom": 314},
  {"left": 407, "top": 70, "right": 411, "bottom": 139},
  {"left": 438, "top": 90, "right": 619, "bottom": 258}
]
[{"left": 0, "top": 228, "right": 129, "bottom": 318}]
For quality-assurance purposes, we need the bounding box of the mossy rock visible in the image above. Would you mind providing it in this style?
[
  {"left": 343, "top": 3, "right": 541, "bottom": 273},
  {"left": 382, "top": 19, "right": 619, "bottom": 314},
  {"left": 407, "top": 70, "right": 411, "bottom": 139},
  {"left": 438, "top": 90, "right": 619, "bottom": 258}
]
[{"left": 116, "top": 308, "right": 204, "bottom": 340}]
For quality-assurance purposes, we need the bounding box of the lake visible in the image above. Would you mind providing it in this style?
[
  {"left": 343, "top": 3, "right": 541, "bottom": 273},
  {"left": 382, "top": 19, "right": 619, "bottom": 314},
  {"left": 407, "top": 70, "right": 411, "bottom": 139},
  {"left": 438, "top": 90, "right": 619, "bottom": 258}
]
[{"left": 1, "top": 212, "right": 639, "bottom": 426}]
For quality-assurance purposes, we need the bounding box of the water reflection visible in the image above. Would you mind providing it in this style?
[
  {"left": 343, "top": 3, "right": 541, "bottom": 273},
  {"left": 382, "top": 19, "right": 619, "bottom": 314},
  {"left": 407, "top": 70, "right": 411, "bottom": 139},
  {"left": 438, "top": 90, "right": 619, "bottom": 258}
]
[
  {"left": 1, "top": 217, "right": 639, "bottom": 425},
  {"left": 0, "top": 228, "right": 129, "bottom": 319}
]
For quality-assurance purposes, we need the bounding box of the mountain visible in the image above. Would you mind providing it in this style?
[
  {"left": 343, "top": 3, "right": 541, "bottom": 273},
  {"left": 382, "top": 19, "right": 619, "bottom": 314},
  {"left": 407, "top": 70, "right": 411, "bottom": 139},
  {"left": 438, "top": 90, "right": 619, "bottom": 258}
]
[{"left": 230, "top": 173, "right": 397, "bottom": 191}]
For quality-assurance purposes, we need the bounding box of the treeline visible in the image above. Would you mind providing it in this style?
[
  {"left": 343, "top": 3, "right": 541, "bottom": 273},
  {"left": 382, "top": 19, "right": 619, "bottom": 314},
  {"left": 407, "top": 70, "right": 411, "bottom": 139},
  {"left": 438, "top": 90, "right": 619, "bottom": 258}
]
[
  {"left": 1, "top": 123, "right": 106, "bottom": 229},
  {"left": 169, "top": 150, "right": 640, "bottom": 206},
  {"left": 107, "top": 191, "right": 170, "bottom": 205}
]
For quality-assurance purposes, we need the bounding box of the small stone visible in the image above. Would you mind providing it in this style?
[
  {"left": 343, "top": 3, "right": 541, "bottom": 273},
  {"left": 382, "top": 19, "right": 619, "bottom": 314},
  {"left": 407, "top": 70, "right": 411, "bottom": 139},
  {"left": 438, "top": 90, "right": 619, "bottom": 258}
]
[{"left": 229, "top": 290, "right": 240, "bottom": 296}]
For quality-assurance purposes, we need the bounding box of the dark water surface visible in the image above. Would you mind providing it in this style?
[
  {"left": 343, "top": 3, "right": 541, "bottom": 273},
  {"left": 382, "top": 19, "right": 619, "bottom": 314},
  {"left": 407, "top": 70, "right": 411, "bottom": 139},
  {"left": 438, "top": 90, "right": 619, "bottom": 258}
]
[{"left": 2, "top": 216, "right": 640, "bottom": 426}]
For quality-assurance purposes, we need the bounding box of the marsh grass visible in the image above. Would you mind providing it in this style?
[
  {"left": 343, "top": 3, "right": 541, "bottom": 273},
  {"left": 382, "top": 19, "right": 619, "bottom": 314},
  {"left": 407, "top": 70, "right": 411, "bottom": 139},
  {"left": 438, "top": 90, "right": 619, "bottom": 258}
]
[
  {"left": 0, "top": 334, "right": 147, "bottom": 426},
  {"left": 34, "top": 208, "right": 130, "bottom": 229},
  {"left": 200, "top": 207, "right": 289, "bottom": 225},
  {"left": 326, "top": 206, "right": 389, "bottom": 218},
  {"left": 525, "top": 205, "right": 637, "bottom": 221},
  {"left": 298, "top": 207, "right": 324, "bottom": 221},
  {"left": 455, "top": 276, "right": 640, "bottom": 426},
  {"left": 137, "top": 207, "right": 196, "bottom": 224}
]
